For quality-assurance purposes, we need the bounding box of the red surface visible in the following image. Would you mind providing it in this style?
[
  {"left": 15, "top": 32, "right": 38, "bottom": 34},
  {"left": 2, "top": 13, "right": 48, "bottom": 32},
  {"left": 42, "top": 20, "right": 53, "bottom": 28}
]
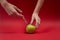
[{"left": 0, "top": 0, "right": 60, "bottom": 40}]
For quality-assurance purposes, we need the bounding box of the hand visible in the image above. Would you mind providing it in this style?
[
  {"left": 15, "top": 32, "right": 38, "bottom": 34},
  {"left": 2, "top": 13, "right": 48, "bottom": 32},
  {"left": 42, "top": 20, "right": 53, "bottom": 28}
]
[
  {"left": 1, "top": 1, "right": 23, "bottom": 17},
  {"left": 1, "top": 1, "right": 27, "bottom": 23},
  {"left": 30, "top": 13, "right": 41, "bottom": 28}
]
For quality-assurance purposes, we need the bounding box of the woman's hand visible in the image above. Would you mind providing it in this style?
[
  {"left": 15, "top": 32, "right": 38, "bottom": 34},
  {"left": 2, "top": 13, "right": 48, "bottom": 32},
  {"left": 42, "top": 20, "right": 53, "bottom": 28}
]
[
  {"left": 1, "top": 1, "right": 27, "bottom": 23},
  {"left": 30, "top": 13, "right": 41, "bottom": 28},
  {"left": 30, "top": 0, "right": 44, "bottom": 28},
  {"left": 1, "top": 1, "right": 23, "bottom": 17}
]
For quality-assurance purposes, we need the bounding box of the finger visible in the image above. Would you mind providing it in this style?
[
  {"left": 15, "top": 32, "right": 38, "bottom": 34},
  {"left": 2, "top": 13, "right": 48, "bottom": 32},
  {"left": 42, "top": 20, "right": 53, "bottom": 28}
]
[
  {"left": 7, "top": 11, "right": 13, "bottom": 15},
  {"left": 37, "top": 17, "right": 40, "bottom": 24},
  {"left": 36, "top": 22, "right": 39, "bottom": 28},
  {"left": 30, "top": 16, "right": 34, "bottom": 24},
  {"left": 14, "top": 10, "right": 23, "bottom": 17},
  {"left": 14, "top": 6, "right": 22, "bottom": 13},
  {"left": 14, "top": 10, "right": 27, "bottom": 23},
  {"left": 22, "top": 16, "right": 27, "bottom": 24},
  {"left": 35, "top": 17, "right": 40, "bottom": 28},
  {"left": 35, "top": 20, "right": 40, "bottom": 28}
]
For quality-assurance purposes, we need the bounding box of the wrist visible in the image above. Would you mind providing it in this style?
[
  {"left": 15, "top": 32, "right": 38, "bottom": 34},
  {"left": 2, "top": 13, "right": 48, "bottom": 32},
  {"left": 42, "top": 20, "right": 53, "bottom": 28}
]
[
  {"left": 33, "top": 9, "right": 40, "bottom": 14},
  {"left": 32, "top": 12, "right": 38, "bottom": 16},
  {"left": 0, "top": 0, "right": 7, "bottom": 4},
  {"left": 33, "top": 11, "right": 39, "bottom": 15}
]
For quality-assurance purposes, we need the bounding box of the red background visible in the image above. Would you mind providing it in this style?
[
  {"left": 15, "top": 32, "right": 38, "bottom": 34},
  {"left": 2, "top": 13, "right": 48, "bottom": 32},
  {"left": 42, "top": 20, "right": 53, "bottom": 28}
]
[{"left": 0, "top": 0, "right": 60, "bottom": 40}]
